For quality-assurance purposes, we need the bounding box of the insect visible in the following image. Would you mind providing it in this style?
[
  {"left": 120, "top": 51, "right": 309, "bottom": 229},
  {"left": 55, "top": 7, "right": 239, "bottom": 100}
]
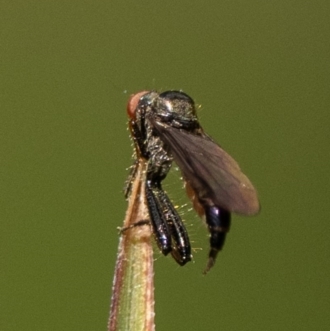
[{"left": 125, "top": 90, "right": 260, "bottom": 273}]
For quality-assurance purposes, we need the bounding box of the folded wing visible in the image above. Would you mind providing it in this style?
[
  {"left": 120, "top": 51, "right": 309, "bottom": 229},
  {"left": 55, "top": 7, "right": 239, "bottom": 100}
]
[{"left": 152, "top": 122, "right": 260, "bottom": 215}]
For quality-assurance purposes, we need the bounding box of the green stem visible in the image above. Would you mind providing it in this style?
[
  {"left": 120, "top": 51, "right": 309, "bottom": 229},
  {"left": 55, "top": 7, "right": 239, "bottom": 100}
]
[{"left": 108, "top": 160, "right": 155, "bottom": 331}]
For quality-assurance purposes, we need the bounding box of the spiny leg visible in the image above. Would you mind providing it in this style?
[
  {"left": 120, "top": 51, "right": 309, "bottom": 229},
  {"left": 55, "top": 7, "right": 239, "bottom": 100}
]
[
  {"left": 145, "top": 181, "right": 172, "bottom": 255},
  {"left": 119, "top": 219, "right": 150, "bottom": 234},
  {"left": 124, "top": 160, "right": 139, "bottom": 199},
  {"left": 156, "top": 187, "right": 191, "bottom": 265}
]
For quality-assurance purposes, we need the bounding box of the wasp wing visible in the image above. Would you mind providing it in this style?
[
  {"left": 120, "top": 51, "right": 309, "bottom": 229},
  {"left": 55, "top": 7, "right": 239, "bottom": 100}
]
[{"left": 152, "top": 122, "right": 260, "bottom": 215}]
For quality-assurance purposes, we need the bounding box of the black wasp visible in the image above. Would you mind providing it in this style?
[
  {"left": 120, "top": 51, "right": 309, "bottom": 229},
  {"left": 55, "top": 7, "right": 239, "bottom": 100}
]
[{"left": 125, "top": 90, "right": 260, "bottom": 273}]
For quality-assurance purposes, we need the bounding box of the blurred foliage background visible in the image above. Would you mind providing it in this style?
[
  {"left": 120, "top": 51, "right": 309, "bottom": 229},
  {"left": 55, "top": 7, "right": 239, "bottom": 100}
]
[{"left": 1, "top": 1, "right": 329, "bottom": 330}]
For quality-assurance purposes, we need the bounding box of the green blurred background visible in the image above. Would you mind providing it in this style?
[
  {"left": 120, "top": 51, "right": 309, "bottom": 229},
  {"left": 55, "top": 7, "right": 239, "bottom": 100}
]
[{"left": 1, "top": 1, "right": 329, "bottom": 330}]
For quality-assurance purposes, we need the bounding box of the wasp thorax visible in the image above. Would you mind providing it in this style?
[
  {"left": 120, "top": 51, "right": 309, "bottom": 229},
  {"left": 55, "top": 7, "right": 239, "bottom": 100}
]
[{"left": 159, "top": 91, "right": 196, "bottom": 117}]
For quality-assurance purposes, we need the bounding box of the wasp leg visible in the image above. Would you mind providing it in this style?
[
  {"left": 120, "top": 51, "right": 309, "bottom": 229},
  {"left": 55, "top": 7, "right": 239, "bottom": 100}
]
[
  {"left": 156, "top": 188, "right": 191, "bottom": 266},
  {"left": 119, "top": 219, "right": 150, "bottom": 234},
  {"left": 203, "top": 206, "right": 231, "bottom": 274},
  {"left": 124, "top": 160, "right": 139, "bottom": 199},
  {"left": 145, "top": 181, "right": 172, "bottom": 256}
]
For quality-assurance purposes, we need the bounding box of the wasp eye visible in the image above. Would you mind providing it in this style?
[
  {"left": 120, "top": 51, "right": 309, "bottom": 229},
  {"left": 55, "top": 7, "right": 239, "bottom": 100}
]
[{"left": 126, "top": 91, "right": 150, "bottom": 119}]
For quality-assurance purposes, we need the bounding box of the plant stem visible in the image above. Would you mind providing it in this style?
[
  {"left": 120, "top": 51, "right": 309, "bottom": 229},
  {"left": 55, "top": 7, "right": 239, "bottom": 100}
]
[{"left": 108, "top": 159, "right": 155, "bottom": 331}]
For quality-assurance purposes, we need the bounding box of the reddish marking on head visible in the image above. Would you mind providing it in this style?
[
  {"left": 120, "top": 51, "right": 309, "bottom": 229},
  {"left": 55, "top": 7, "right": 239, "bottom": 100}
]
[{"left": 126, "top": 91, "right": 150, "bottom": 119}]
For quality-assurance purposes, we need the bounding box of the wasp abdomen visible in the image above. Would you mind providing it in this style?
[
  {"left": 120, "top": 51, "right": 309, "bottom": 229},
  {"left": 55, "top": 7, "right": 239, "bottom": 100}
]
[{"left": 203, "top": 206, "right": 231, "bottom": 274}]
